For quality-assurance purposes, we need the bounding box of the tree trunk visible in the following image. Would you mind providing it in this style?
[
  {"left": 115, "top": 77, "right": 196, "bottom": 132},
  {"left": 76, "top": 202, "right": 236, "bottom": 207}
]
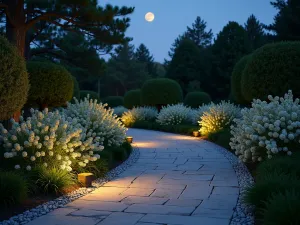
[
  {"left": 4, "top": 0, "right": 26, "bottom": 122},
  {"left": 6, "top": 26, "right": 26, "bottom": 57},
  {"left": 5, "top": 0, "right": 26, "bottom": 57}
]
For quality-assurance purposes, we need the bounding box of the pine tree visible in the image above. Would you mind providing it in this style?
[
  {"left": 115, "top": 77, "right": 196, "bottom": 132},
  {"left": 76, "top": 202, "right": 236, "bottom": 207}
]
[
  {"left": 166, "top": 39, "right": 210, "bottom": 93},
  {"left": 107, "top": 42, "right": 150, "bottom": 91},
  {"left": 185, "top": 16, "right": 213, "bottom": 48},
  {"left": 266, "top": 0, "right": 300, "bottom": 41},
  {"left": 164, "top": 32, "right": 188, "bottom": 67},
  {"left": 135, "top": 43, "right": 157, "bottom": 76},
  {"left": 0, "top": 0, "right": 134, "bottom": 58},
  {"left": 212, "top": 21, "right": 250, "bottom": 99},
  {"left": 245, "top": 14, "right": 266, "bottom": 50}
]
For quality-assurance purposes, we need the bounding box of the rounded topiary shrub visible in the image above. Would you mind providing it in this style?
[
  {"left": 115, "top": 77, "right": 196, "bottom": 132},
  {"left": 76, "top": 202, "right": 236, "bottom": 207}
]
[
  {"left": 80, "top": 90, "right": 100, "bottom": 102},
  {"left": 104, "top": 96, "right": 124, "bottom": 108},
  {"left": 27, "top": 62, "right": 73, "bottom": 108},
  {"left": 184, "top": 92, "right": 211, "bottom": 108},
  {"left": 241, "top": 42, "right": 300, "bottom": 102},
  {"left": 0, "top": 36, "right": 29, "bottom": 120},
  {"left": 124, "top": 89, "right": 141, "bottom": 109},
  {"left": 72, "top": 77, "right": 80, "bottom": 99},
  {"left": 141, "top": 78, "right": 183, "bottom": 107},
  {"left": 231, "top": 54, "right": 251, "bottom": 104}
]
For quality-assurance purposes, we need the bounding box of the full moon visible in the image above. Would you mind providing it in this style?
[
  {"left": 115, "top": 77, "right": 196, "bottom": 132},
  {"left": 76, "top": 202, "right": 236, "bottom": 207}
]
[{"left": 145, "top": 12, "right": 155, "bottom": 22}]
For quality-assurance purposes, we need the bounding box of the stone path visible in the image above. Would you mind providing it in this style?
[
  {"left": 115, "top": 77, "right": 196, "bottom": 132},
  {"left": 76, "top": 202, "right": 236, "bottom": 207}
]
[{"left": 27, "top": 129, "right": 239, "bottom": 225}]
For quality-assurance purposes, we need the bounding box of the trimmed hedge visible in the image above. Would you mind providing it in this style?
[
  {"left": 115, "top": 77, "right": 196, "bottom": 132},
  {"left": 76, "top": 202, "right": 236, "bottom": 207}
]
[
  {"left": 124, "top": 89, "right": 141, "bottom": 109},
  {"left": 141, "top": 78, "right": 183, "bottom": 106},
  {"left": 80, "top": 90, "right": 100, "bottom": 101},
  {"left": 26, "top": 62, "right": 73, "bottom": 108},
  {"left": 0, "top": 36, "right": 29, "bottom": 120},
  {"left": 184, "top": 92, "right": 211, "bottom": 108},
  {"left": 231, "top": 54, "right": 251, "bottom": 104},
  {"left": 241, "top": 42, "right": 300, "bottom": 102},
  {"left": 103, "top": 96, "right": 124, "bottom": 108}
]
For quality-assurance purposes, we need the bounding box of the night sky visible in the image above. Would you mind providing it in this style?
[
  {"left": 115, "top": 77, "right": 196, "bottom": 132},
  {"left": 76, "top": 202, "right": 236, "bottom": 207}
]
[{"left": 100, "top": 0, "right": 277, "bottom": 63}]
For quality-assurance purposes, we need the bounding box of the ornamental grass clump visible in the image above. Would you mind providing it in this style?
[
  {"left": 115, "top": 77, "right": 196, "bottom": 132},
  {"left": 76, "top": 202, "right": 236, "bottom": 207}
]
[
  {"left": 199, "top": 101, "right": 241, "bottom": 136},
  {"left": 261, "top": 190, "right": 300, "bottom": 225},
  {"left": 113, "top": 106, "right": 128, "bottom": 117},
  {"left": 121, "top": 106, "right": 158, "bottom": 127},
  {"left": 156, "top": 104, "right": 191, "bottom": 125},
  {"left": 0, "top": 108, "right": 102, "bottom": 171},
  {"left": 64, "top": 97, "right": 127, "bottom": 147},
  {"left": 230, "top": 90, "right": 300, "bottom": 163}
]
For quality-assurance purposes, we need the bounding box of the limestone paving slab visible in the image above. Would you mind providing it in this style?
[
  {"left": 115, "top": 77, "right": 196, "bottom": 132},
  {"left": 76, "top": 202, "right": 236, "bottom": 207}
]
[{"left": 26, "top": 128, "right": 239, "bottom": 225}]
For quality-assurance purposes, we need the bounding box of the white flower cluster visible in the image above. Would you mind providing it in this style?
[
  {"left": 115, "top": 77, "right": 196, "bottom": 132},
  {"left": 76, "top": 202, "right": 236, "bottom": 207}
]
[
  {"left": 0, "top": 109, "right": 102, "bottom": 171},
  {"left": 156, "top": 104, "right": 191, "bottom": 125},
  {"left": 113, "top": 106, "right": 128, "bottom": 117},
  {"left": 121, "top": 106, "right": 158, "bottom": 127},
  {"left": 199, "top": 101, "right": 241, "bottom": 136},
  {"left": 230, "top": 91, "right": 300, "bottom": 162},
  {"left": 188, "top": 103, "right": 214, "bottom": 125},
  {"left": 64, "top": 98, "right": 127, "bottom": 147}
]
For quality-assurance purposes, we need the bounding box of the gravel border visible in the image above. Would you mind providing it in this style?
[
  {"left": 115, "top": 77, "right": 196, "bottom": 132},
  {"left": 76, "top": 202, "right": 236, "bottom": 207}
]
[
  {"left": 0, "top": 146, "right": 140, "bottom": 225},
  {"left": 205, "top": 140, "right": 254, "bottom": 225}
]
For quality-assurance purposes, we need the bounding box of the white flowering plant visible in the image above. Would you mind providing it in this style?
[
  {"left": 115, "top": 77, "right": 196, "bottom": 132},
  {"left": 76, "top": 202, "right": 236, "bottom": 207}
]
[
  {"left": 199, "top": 101, "right": 241, "bottom": 136},
  {"left": 0, "top": 109, "right": 102, "bottom": 172},
  {"left": 230, "top": 91, "right": 300, "bottom": 163},
  {"left": 121, "top": 106, "right": 158, "bottom": 127},
  {"left": 188, "top": 103, "right": 214, "bottom": 125},
  {"left": 156, "top": 104, "right": 191, "bottom": 125},
  {"left": 113, "top": 106, "right": 128, "bottom": 117},
  {"left": 63, "top": 98, "right": 127, "bottom": 147}
]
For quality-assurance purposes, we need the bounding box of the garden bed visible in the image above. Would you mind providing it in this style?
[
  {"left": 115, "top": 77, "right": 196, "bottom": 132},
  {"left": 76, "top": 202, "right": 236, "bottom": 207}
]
[{"left": 0, "top": 144, "right": 139, "bottom": 225}]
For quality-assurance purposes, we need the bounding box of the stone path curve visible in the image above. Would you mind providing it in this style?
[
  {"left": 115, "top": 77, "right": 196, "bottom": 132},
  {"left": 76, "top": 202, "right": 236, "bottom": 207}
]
[{"left": 27, "top": 129, "right": 240, "bottom": 225}]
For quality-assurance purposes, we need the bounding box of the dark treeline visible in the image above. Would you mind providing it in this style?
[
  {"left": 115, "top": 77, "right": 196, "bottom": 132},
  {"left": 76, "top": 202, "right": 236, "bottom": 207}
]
[{"left": 0, "top": 0, "right": 299, "bottom": 101}]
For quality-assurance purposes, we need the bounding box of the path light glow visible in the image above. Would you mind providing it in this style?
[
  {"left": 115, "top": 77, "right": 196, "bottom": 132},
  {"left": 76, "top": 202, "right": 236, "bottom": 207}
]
[
  {"left": 126, "top": 136, "right": 133, "bottom": 143},
  {"left": 193, "top": 131, "right": 200, "bottom": 137},
  {"left": 145, "top": 12, "right": 155, "bottom": 22}
]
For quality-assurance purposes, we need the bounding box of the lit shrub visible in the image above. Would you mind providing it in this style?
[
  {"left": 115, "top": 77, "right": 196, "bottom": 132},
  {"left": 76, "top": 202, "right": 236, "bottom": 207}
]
[
  {"left": 113, "top": 106, "right": 128, "bottom": 117},
  {"left": 188, "top": 103, "right": 214, "bottom": 125},
  {"left": 141, "top": 78, "right": 183, "bottom": 106},
  {"left": 64, "top": 97, "right": 127, "bottom": 147},
  {"left": 199, "top": 101, "right": 240, "bottom": 136},
  {"left": 124, "top": 89, "right": 141, "bottom": 109},
  {"left": 0, "top": 36, "right": 29, "bottom": 120},
  {"left": 103, "top": 96, "right": 124, "bottom": 108},
  {"left": 0, "top": 108, "right": 102, "bottom": 171},
  {"left": 262, "top": 190, "right": 300, "bottom": 225},
  {"left": 80, "top": 90, "right": 100, "bottom": 102},
  {"left": 243, "top": 171, "right": 300, "bottom": 210},
  {"left": 230, "top": 91, "right": 300, "bottom": 163},
  {"left": 184, "top": 92, "right": 211, "bottom": 108},
  {"left": 26, "top": 61, "right": 73, "bottom": 108},
  {"left": 121, "top": 106, "right": 158, "bottom": 127},
  {"left": 0, "top": 171, "right": 28, "bottom": 208},
  {"left": 32, "top": 166, "right": 76, "bottom": 195},
  {"left": 156, "top": 103, "right": 191, "bottom": 125},
  {"left": 241, "top": 42, "right": 300, "bottom": 102}
]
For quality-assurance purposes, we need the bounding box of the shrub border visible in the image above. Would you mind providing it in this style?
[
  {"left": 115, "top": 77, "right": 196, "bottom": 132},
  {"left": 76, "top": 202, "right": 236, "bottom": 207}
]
[{"left": 0, "top": 147, "right": 140, "bottom": 225}]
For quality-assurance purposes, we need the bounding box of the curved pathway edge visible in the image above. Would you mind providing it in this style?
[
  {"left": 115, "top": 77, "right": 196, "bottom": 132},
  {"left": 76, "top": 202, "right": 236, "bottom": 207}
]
[{"left": 10, "top": 128, "right": 254, "bottom": 225}]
